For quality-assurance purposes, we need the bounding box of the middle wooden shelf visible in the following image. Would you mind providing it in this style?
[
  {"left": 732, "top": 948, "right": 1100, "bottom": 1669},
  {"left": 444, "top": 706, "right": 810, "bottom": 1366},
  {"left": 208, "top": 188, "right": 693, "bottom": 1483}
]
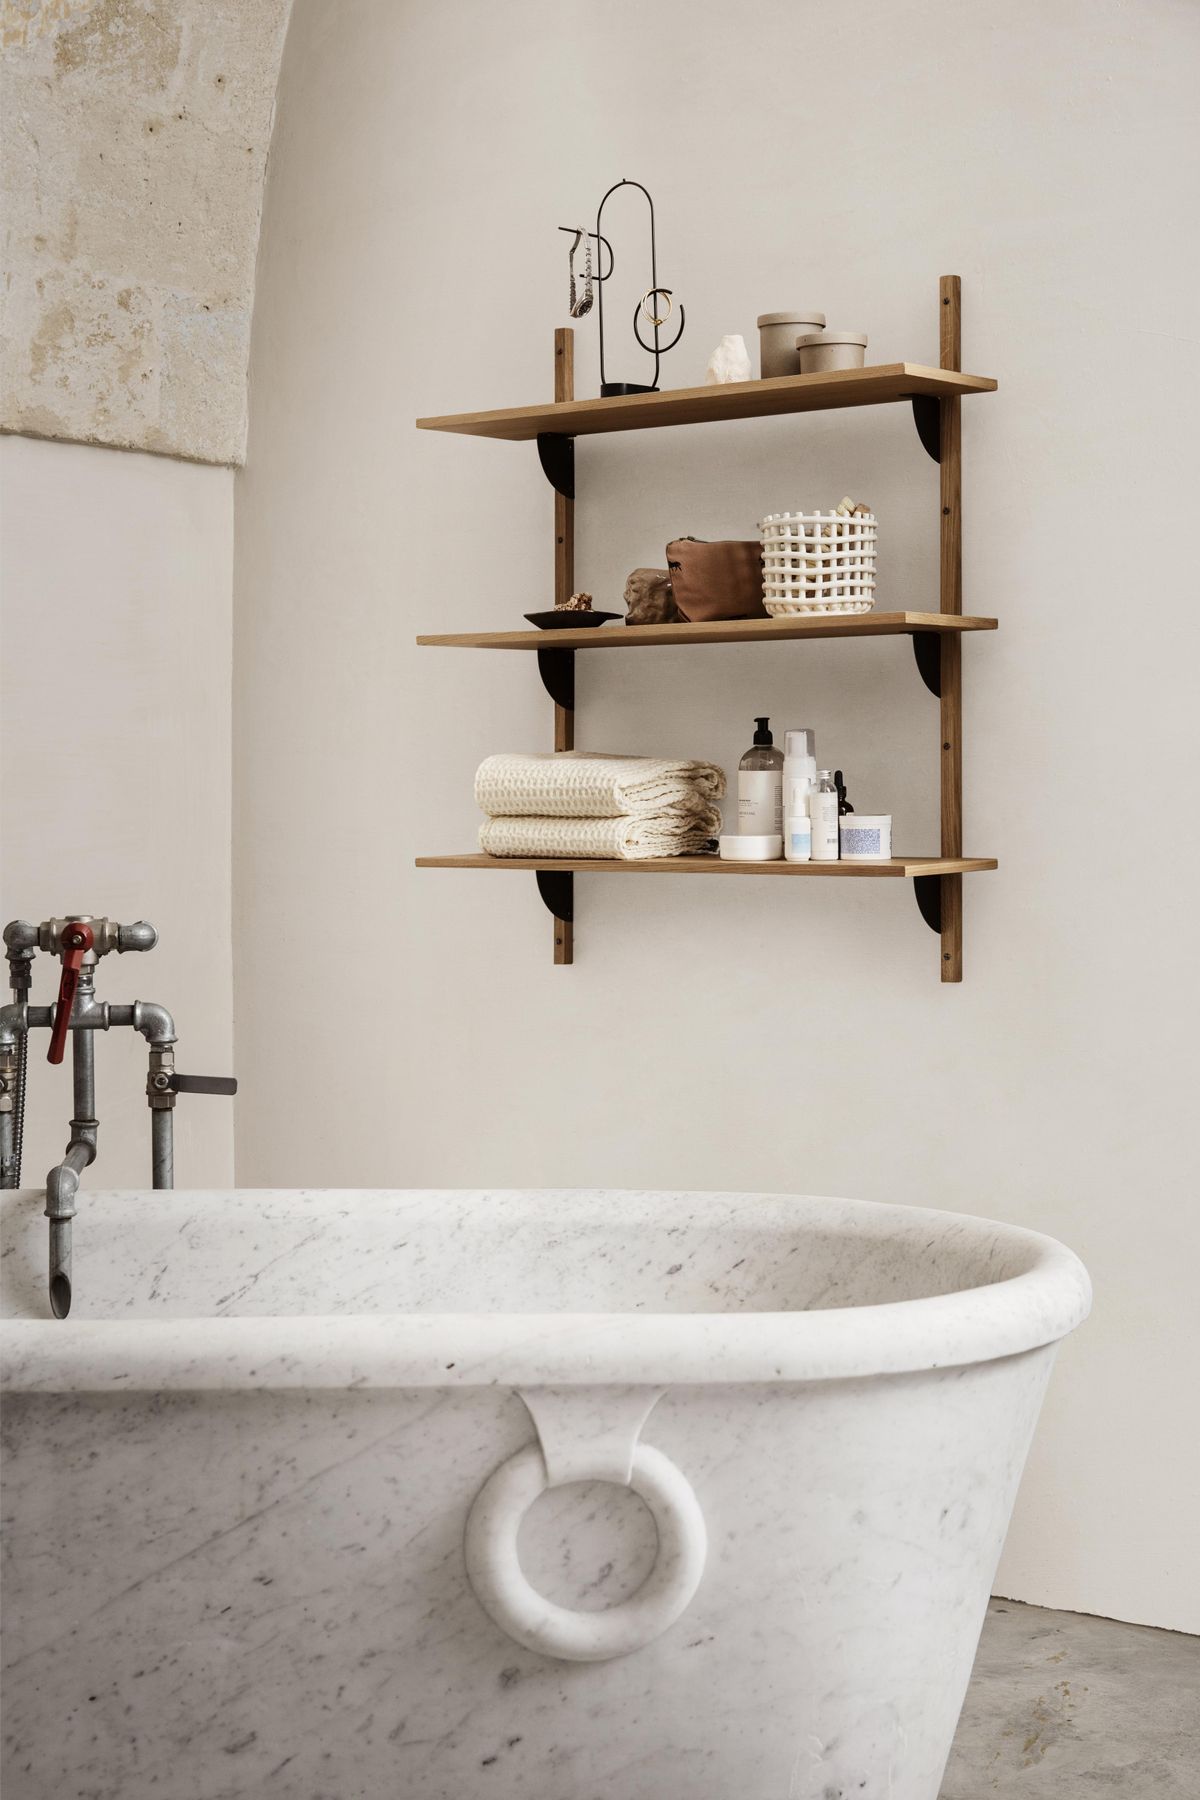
[
  {"left": 417, "top": 854, "right": 997, "bottom": 878},
  {"left": 416, "top": 610, "right": 997, "bottom": 653}
]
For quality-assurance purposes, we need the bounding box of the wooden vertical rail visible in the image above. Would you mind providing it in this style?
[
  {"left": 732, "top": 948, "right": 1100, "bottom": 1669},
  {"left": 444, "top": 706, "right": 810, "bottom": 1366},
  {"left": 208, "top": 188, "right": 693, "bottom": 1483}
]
[
  {"left": 938, "top": 274, "right": 964, "bottom": 982},
  {"left": 552, "top": 327, "right": 575, "bottom": 964}
]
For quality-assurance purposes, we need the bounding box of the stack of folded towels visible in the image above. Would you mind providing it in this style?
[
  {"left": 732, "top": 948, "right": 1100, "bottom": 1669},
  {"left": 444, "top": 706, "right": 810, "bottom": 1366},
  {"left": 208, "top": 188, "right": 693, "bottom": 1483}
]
[{"left": 475, "top": 752, "right": 727, "bottom": 860}]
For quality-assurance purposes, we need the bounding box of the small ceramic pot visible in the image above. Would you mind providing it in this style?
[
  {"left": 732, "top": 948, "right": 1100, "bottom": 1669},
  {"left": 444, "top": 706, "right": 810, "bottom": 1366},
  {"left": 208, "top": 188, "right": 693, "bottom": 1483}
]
[
  {"left": 796, "top": 330, "right": 868, "bottom": 374},
  {"left": 756, "top": 311, "right": 826, "bottom": 379},
  {"left": 839, "top": 815, "right": 892, "bottom": 861}
]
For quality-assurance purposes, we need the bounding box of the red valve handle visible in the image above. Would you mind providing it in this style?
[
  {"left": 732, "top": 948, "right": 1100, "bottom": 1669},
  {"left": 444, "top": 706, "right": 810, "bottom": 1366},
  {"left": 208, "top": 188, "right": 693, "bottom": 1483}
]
[{"left": 47, "top": 922, "right": 93, "bottom": 1065}]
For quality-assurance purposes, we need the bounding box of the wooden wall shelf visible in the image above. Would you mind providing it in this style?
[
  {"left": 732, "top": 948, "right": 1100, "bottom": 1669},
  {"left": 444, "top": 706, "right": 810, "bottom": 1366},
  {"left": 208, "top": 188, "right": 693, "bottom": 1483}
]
[
  {"left": 417, "top": 612, "right": 997, "bottom": 653},
  {"left": 414, "top": 277, "right": 995, "bottom": 981},
  {"left": 418, "top": 855, "right": 997, "bottom": 879},
  {"left": 416, "top": 363, "right": 996, "bottom": 442}
]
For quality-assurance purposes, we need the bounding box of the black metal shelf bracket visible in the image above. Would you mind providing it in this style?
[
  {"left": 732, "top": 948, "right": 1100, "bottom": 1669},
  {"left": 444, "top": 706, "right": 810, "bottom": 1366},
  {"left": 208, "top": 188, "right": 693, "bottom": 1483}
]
[
  {"left": 537, "top": 647, "right": 575, "bottom": 709},
  {"left": 537, "top": 432, "right": 575, "bottom": 499},
  {"left": 913, "top": 875, "right": 942, "bottom": 934},
  {"left": 535, "top": 870, "right": 574, "bottom": 924},
  {"left": 910, "top": 396, "right": 941, "bottom": 463},
  {"left": 912, "top": 631, "right": 941, "bottom": 696}
]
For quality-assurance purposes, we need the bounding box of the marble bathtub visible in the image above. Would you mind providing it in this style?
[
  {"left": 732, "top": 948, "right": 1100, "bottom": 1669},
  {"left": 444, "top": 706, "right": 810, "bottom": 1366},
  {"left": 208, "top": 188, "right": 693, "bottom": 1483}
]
[{"left": 0, "top": 1188, "right": 1090, "bottom": 1800}]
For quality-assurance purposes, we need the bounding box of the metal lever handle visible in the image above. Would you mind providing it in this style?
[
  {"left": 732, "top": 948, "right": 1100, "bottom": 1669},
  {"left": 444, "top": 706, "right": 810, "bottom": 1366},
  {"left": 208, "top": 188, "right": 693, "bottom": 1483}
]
[
  {"left": 47, "top": 921, "right": 93, "bottom": 1065},
  {"left": 167, "top": 1073, "right": 238, "bottom": 1096}
]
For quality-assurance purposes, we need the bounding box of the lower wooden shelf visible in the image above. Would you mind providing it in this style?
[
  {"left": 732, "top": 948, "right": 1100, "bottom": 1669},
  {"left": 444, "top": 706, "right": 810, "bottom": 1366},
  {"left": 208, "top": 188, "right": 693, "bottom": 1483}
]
[
  {"left": 416, "top": 854, "right": 997, "bottom": 878},
  {"left": 416, "top": 854, "right": 997, "bottom": 978}
]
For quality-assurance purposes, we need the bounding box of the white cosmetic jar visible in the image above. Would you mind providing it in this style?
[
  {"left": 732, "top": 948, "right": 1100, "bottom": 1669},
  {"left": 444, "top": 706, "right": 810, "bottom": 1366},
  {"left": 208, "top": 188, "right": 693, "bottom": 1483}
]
[
  {"left": 839, "top": 815, "right": 892, "bottom": 860},
  {"left": 757, "top": 311, "right": 826, "bottom": 378},
  {"left": 796, "top": 330, "right": 868, "bottom": 374},
  {"left": 719, "top": 833, "right": 783, "bottom": 862}
]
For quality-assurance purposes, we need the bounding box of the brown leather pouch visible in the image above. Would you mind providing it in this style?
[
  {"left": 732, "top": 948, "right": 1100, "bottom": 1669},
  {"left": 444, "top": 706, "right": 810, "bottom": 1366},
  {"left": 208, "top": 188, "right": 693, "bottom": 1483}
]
[{"left": 665, "top": 538, "right": 767, "bottom": 621}]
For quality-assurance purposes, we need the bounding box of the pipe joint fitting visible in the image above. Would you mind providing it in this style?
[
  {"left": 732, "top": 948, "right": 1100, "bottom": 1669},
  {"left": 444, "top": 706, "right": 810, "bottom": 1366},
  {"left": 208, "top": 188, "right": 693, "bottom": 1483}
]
[
  {"left": 147, "top": 1045, "right": 177, "bottom": 1109},
  {"left": 133, "top": 1001, "right": 177, "bottom": 1048},
  {"left": 3, "top": 920, "right": 38, "bottom": 953},
  {"left": 68, "top": 1120, "right": 99, "bottom": 1159},
  {"left": 117, "top": 921, "right": 158, "bottom": 953},
  {"left": 45, "top": 1163, "right": 80, "bottom": 1222}
]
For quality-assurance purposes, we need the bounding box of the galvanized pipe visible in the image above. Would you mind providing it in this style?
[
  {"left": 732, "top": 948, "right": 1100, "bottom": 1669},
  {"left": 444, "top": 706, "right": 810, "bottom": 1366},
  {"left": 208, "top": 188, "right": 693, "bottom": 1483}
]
[
  {"left": 0, "top": 1003, "right": 52, "bottom": 1040},
  {"left": 151, "top": 1106, "right": 174, "bottom": 1190},
  {"left": 45, "top": 1141, "right": 90, "bottom": 1319},
  {"left": 72, "top": 1010, "right": 97, "bottom": 1126},
  {"left": 43, "top": 990, "right": 100, "bottom": 1317}
]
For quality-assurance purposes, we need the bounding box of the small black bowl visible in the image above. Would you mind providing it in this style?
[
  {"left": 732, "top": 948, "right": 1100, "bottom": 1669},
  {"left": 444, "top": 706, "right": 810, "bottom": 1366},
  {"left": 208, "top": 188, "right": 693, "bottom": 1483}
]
[{"left": 524, "top": 610, "right": 621, "bottom": 630}]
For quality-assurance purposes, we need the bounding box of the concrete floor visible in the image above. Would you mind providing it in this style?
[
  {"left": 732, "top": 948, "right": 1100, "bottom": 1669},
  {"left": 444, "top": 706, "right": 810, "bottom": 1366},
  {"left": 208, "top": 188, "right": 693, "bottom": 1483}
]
[{"left": 942, "top": 1599, "right": 1198, "bottom": 1797}]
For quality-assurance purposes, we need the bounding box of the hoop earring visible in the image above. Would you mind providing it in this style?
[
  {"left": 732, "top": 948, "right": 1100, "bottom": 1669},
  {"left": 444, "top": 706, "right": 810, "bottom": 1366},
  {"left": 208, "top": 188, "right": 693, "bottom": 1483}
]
[{"left": 640, "top": 287, "right": 673, "bottom": 328}]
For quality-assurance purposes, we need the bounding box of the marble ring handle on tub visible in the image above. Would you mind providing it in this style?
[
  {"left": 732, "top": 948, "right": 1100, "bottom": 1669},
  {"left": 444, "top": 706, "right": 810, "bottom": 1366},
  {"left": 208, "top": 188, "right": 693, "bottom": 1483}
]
[{"left": 463, "top": 1387, "right": 707, "bottom": 1663}]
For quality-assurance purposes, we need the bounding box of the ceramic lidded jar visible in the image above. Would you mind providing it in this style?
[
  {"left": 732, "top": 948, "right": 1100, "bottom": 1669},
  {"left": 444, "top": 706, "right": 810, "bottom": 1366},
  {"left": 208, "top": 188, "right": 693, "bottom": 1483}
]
[
  {"left": 756, "top": 310, "right": 826, "bottom": 378},
  {"left": 796, "top": 330, "right": 869, "bottom": 374}
]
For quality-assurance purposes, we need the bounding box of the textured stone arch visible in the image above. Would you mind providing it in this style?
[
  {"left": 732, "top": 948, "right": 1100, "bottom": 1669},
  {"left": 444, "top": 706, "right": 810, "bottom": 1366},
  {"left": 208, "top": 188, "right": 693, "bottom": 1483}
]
[{"left": 1, "top": 0, "right": 293, "bottom": 464}]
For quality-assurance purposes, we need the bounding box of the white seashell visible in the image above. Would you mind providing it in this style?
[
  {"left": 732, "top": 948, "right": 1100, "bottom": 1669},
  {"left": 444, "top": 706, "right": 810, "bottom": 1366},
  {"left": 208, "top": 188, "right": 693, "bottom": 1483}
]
[{"left": 705, "top": 334, "right": 752, "bottom": 384}]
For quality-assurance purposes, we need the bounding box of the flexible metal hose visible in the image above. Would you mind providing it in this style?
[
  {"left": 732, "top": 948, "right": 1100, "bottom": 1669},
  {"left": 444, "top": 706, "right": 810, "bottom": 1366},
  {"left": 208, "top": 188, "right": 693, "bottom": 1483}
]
[{"left": 13, "top": 1025, "right": 26, "bottom": 1187}]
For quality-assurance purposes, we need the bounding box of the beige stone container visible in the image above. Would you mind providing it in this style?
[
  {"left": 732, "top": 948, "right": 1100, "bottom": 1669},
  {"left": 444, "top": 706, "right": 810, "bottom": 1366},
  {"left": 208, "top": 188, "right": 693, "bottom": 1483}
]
[
  {"left": 757, "top": 310, "right": 826, "bottom": 378},
  {"left": 796, "top": 329, "right": 868, "bottom": 373}
]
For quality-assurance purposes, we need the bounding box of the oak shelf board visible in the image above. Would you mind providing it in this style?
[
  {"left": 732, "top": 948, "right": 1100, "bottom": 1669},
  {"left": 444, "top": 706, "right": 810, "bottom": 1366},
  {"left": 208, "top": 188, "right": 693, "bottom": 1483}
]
[
  {"left": 417, "top": 612, "right": 998, "bottom": 653},
  {"left": 416, "top": 364, "right": 997, "bottom": 442},
  {"left": 416, "top": 854, "right": 998, "bottom": 879}
]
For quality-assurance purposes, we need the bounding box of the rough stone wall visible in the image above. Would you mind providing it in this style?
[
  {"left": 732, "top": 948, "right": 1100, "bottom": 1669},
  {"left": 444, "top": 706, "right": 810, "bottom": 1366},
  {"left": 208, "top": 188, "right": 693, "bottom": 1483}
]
[{"left": 1, "top": 0, "right": 292, "bottom": 464}]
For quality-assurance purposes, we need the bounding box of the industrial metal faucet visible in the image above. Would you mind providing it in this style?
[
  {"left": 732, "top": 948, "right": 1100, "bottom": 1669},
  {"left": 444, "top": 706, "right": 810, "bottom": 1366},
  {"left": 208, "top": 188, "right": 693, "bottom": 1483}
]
[{"left": 0, "top": 915, "right": 236, "bottom": 1319}]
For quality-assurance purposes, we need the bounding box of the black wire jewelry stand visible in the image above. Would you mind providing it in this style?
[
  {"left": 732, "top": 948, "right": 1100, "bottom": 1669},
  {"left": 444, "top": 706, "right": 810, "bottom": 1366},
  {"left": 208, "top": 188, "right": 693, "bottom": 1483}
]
[{"left": 557, "top": 179, "right": 685, "bottom": 395}]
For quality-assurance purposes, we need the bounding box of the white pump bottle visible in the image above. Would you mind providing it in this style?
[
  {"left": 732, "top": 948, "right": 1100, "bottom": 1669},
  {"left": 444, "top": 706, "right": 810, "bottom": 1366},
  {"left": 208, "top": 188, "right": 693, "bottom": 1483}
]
[{"left": 782, "top": 729, "right": 816, "bottom": 863}]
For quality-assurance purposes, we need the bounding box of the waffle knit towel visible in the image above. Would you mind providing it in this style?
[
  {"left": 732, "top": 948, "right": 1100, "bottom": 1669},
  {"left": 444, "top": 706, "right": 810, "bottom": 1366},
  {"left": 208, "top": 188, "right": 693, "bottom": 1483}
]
[
  {"left": 475, "top": 751, "right": 726, "bottom": 820},
  {"left": 479, "top": 809, "right": 722, "bottom": 861}
]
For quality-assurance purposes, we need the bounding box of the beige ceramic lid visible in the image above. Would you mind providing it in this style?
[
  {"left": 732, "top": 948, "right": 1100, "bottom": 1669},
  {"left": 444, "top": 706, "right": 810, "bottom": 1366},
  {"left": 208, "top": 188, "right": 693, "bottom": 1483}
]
[
  {"left": 796, "top": 329, "right": 868, "bottom": 346},
  {"left": 757, "top": 310, "right": 826, "bottom": 327}
]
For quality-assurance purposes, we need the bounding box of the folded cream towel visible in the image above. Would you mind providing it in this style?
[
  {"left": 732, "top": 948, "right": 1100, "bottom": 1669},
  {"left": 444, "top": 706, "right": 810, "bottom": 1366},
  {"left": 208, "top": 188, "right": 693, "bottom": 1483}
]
[
  {"left": 475, "top": 751, "right": 726, "bottom": 820},
  {"left": 479, "top": 808, "right": 722, "bottom": 861}
]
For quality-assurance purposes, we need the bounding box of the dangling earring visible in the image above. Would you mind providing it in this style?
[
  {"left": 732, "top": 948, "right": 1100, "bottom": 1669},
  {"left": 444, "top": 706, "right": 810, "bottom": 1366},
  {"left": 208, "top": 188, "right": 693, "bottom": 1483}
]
[
  {"left": 567, "top": 229, "right": 583, "bottom": 316},
  {"left": 570, "top": 228, "right": 594, "bottom": 318}
]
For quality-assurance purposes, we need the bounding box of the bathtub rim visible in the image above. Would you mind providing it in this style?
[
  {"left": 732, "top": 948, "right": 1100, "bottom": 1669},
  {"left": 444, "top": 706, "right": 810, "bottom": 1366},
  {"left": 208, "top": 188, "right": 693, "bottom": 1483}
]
[{"left": 1, "top": 1188, "right": 1091, "bottom": 1393}]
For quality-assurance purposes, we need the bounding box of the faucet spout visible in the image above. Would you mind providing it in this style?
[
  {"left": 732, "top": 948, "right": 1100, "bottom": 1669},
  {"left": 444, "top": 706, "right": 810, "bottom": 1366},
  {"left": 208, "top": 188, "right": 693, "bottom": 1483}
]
[
  {"left": 45, "top": 1139, "right": 91, "bottom": 1319},
  {"left": 49, "top": 1227, "right": 73, "bottom": 1318}
]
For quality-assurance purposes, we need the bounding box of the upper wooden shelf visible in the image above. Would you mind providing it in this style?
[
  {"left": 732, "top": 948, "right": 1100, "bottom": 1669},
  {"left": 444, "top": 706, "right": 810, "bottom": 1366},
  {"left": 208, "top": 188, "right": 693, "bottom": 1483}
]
[
  {"left": 417, "top": 611, "right": 997, "bottom": 652},
  {"left": 416, "top": 363, "right": 998, "bottom": 442},
  {"left": 417, "top": 854, "right": 998, "bottom": 879}
]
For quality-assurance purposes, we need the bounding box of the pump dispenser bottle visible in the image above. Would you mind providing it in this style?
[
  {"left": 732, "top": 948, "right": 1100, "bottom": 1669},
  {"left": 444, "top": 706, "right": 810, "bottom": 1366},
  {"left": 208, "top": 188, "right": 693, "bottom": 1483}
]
[
  {"left": 738, "top": 718, "right": 783, "bottom": 834},
  {"left": 783, "top": 728, "right": 816, "bottom": 862}
]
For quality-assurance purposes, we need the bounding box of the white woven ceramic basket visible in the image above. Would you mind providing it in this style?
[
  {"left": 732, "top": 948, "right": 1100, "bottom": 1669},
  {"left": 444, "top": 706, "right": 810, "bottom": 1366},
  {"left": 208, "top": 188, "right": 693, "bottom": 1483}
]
[{"left": 760, "top": 510, "right": 877, "bottom": 616}]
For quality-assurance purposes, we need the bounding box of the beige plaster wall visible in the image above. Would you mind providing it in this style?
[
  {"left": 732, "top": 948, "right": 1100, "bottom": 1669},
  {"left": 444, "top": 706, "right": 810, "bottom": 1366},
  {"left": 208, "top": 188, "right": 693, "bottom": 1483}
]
[
  {"left": 0, "top": 433, "right": 234, "bottom": 1188},
  {"left": 234, "top": 0, "right": 1200, "bottom": 1633},
  {"left": 1, "top": 0, "right": 292, "bottom": 464}
]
